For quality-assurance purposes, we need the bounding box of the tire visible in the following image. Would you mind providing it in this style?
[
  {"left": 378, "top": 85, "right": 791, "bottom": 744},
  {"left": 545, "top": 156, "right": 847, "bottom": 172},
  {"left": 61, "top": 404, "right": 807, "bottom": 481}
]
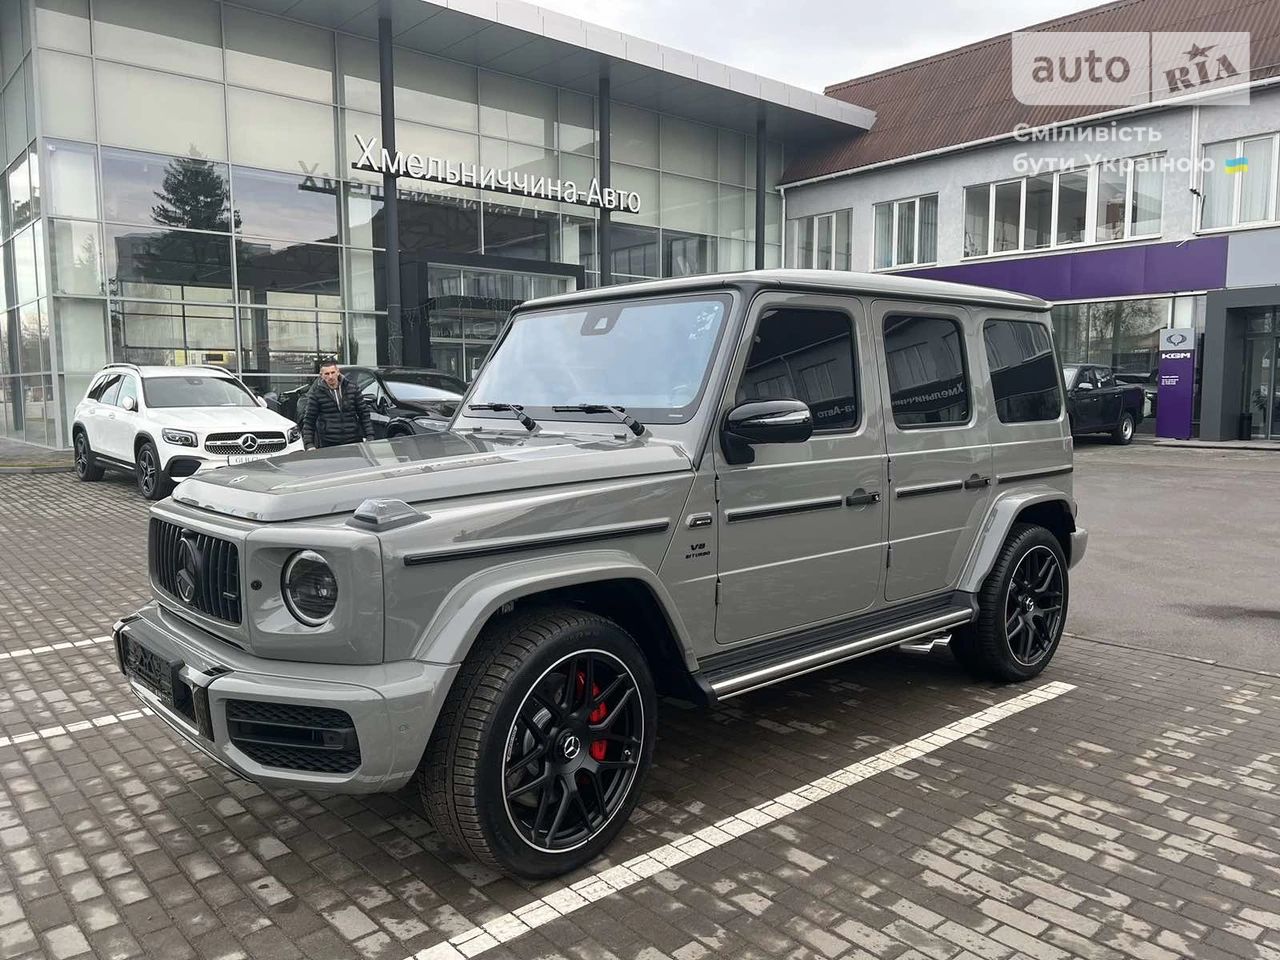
[
  {"left": 951, "top": 523, "right": 1068, "bottom": 683},
  {"left": 135, "top": 441, "right": 173, "bottom": 501},
  {"left": 73, "top": 430, "right": 105, "bottom": 482},
  {"left": 1111, "top": 411, "right": 1135, "bottom": 445},
  {"left": 420, "top": 606, "right": 657, "bottom": 879}
]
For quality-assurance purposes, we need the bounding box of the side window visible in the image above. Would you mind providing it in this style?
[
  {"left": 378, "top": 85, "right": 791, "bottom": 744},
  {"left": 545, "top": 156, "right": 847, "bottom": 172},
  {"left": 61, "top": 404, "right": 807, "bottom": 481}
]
[
  {"left": 88, "top": 374, "right": 117, "bottom": 401},
  {"left": 983, "top": 319, "right": 1062, "bottom": 423},
  {"left": 1097, "top": 368, "right": 1116, "bottom": 388},
  {"left": 737, "top": 308, "right": 859, "bottom": 431},
  {"left": 117, "top": 376, "right": 139, "bottom": 409},
  {"left": 1078, "top": 368, "right": 1099, "bottom": 389},
  {"left": 98, "top": 374, "right": 123, "bottom": 406},
  {"left": 883, "top": 314, "right": 970, "bottom": 427}
]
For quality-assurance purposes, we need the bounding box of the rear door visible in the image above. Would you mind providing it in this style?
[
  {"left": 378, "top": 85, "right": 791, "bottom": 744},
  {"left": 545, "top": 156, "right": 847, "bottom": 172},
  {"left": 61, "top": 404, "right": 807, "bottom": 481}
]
[
  {"left": 874, "top": 302, "right": 994, "bottom": 603},
  {"left": 713, "top": 293, "right": 888, "bottom": 645},
  {"left": 87, "top": 373, "right": 123, "bottom": 456},
  {"left": 98, "top": 374, "right": 140, "bottom": 460},
  {"left": 1096, "top": 367, "right": 1123, "bottom": 426}
]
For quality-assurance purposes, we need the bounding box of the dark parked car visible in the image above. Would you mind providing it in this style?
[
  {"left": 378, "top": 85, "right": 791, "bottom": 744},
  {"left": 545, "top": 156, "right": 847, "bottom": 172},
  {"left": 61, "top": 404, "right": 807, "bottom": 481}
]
[
  {"left": 283, "top": 366, "right": 468, "bottom": 439},
  {"left": 1063, "top": 364, "right": 1145, "bottom": 444}
]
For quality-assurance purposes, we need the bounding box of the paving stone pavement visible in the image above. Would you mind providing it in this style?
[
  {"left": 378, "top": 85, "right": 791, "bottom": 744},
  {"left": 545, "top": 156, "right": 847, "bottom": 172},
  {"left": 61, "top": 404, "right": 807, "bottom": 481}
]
[{"left": 0, "top": 473, "right": 1278, "bottom": 960}]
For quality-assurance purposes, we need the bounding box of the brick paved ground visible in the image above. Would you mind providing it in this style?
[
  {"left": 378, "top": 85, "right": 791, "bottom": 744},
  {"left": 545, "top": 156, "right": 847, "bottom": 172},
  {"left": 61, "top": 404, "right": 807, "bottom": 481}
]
[{"left": 0, "top": 473, "right": 1278, "bottom": 960}]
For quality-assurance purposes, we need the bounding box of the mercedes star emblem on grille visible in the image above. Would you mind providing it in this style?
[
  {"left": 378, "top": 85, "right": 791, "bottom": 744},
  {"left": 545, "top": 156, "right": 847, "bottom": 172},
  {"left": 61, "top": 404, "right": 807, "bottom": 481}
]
[
  {"left": 175, "top": 536, "right": 200, "bottom": 604},
  {"left": 239, "top": 433, "right": 259, "bottom": 452}
]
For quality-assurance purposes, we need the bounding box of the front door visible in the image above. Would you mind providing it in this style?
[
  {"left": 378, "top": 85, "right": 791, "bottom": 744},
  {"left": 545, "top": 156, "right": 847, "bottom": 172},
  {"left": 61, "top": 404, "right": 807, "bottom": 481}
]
[
  {"left": 714, "top": 295, "right": 888, "bottom": 646},
  {"left": 1072, "top": 367, "right": 1104, "bottom": 431},
  {"left": 99, "top": 374, "right": 141, "bottom": 460},
  {"left": 1244, "top": 338, "right": 1280, "bottom": 439},
  {"left": 874, "top": 302, "right": 994, "bottom": 603}
]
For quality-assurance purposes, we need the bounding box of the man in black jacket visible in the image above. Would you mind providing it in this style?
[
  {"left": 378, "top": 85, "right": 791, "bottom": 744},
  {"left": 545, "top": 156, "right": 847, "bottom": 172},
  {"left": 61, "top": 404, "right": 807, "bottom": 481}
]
[{"left": 302, "top": 360, "right": 373, "bottom": 450}]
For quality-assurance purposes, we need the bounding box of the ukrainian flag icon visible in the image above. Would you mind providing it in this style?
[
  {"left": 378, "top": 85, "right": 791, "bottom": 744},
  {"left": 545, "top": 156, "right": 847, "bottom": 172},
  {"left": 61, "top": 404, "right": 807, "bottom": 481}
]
[{"left": 1225, "top": 156, "right": 1249, "bottom": 174}]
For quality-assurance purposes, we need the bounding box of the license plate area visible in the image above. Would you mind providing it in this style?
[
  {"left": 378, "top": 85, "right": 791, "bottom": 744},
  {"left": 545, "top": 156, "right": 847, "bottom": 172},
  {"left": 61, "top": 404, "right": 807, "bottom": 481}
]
[
  {"left": 227, "top": 453, "right": 270, "bottom": 466},
  {"left": 119, "top": 633, "right": 212, "bottom": 737}
]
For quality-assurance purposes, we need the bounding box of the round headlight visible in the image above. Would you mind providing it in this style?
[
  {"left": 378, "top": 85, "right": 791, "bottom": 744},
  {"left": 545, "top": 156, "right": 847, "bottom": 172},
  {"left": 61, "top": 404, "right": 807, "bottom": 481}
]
[{"left": 282, "top": 550, "right": 338, "bottom": 626}]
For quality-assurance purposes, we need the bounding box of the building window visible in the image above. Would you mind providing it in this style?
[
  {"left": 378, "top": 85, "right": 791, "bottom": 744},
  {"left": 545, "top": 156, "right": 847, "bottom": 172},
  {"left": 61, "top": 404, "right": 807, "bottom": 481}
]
[
  {"left": 883, "top": 314, "right": 969, "bottom": 428},
  {"left": 964, "top": 158, "right": 1162, "bottom": 258},
  {"left": 788, "top": 210, "right": 852, "bottom": 270},
  {"left": 1201, "top": 134, "right": 1279, "bottom": 229},
  {"left": 983, "top": 319, "right": 1061, "bottom": 423},
  {"left": 1049, "top": 297, "right": 1173, "bottom": 376},
  {"left": 872, "top": 194, "right": 937, "bottom": 269}
]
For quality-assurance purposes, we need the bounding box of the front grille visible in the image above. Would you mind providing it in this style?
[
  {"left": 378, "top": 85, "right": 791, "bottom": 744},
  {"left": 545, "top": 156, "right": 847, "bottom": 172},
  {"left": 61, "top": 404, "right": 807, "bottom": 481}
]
[
  {"left": 226, "top": 699, "right": 361, "bottom": 775},
  {"left": 204, "top": 431, "right": 287, "bottom": 456},
  {"left": 149, "top": 519, "right": 242, "bottom": 624}
]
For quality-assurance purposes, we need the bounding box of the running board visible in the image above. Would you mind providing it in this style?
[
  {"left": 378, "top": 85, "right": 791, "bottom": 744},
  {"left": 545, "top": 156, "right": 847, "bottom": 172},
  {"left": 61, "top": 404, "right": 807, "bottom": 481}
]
[{"left": 701, "top": 593, "right": 977, "bottom": 701}]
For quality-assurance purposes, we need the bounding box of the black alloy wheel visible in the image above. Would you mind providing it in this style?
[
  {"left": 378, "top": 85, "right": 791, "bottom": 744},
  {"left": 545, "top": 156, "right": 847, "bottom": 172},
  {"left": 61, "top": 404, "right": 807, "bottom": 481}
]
[
  {"left": 135, "top": 441, "right": 172, "bottom": 501},
  {"left": 1003, "top": 545, "right": 1064, "bottom": 667},
  {"left": 503, "top": 650, "right": 644, "bottom": 853},
  {"left": 74, "top": 431, "right": 104, "bottom": 481}
]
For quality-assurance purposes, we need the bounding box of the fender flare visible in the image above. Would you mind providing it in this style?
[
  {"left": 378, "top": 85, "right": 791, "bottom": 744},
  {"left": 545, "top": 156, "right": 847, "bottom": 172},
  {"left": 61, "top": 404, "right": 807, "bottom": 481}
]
[
  {"left": 411, "top": 548, "right": 700, "bottom": 671},
  {"left": 958, "top": 486, "right": 1075, "bottom": 594}
]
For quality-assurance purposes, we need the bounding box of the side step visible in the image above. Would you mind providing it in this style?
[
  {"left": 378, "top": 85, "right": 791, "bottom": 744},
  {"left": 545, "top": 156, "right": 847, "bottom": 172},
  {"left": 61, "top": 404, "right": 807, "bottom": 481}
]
[{"left": 700, "top": 593, "right": 977, "bottom": 701}]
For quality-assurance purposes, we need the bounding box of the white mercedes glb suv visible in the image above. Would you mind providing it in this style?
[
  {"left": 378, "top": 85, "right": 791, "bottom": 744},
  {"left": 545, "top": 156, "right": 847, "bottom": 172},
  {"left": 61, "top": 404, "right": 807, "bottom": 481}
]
[{"left": 72, "top": 364, "right": 304, "bottom": 500}]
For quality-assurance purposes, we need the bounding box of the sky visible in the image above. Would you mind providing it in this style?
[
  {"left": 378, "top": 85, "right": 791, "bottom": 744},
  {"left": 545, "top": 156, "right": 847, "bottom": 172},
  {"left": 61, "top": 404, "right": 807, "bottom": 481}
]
[{"left": 534, "top": 0, "right": 1108, "bottom": 93}]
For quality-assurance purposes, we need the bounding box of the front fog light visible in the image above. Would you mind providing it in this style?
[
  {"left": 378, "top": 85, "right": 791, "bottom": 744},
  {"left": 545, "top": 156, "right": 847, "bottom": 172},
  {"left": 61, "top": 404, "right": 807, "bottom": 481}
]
[{"left": 282, "top": 550, "right": 338, "bottom": 626}]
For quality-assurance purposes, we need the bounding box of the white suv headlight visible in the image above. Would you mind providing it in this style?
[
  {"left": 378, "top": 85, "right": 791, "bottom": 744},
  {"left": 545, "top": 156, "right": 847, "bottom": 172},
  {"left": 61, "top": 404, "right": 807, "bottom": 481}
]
[
  {"left": 282, "top": 550, "right": 338, "bottom": 626},
  {"left": 162, "top": 428, "right": 198, "bottom": 447},
  {"left": 287, "top": 426, "right": 301, "bottom": 444}
]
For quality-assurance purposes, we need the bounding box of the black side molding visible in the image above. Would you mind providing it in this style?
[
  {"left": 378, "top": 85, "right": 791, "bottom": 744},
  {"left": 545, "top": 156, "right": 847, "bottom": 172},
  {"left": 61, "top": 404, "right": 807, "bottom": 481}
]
[
  {"left": 405, "top": 519, "right": 671, "bottom": 566},
  {"left": 725, "top": 496, "right": 844, "bottom": 524},
  {"left": 996, "top": 465, "right": 1074, "bottom": 485}
]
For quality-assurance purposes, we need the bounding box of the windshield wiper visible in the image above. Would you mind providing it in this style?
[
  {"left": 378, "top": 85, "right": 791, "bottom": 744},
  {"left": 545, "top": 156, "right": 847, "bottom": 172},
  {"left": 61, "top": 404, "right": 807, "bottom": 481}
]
[
  {"left": 552, "top": 404, "right": 646, "bottom": 437},
  {"left": 467, "top": 402, "right": 539, "bottom": 433}
]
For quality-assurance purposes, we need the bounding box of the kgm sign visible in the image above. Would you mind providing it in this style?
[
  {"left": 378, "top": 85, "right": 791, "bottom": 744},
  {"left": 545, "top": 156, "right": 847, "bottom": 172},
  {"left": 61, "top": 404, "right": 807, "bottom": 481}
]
[{"left": 1012, "top": 32, "right": 1251, "bottom": 108}]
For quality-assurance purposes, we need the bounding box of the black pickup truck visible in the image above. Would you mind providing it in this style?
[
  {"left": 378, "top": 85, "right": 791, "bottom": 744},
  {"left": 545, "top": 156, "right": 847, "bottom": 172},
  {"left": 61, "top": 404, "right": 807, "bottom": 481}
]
[{"left": 1062, "top": 364, "right": 1146, "bottom": 444}]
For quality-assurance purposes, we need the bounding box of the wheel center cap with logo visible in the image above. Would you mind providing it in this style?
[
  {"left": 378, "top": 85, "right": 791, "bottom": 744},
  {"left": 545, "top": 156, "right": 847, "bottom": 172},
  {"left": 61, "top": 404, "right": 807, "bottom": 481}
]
[{"left": 559, "top": 732, "right": 582, "bottom": 761}]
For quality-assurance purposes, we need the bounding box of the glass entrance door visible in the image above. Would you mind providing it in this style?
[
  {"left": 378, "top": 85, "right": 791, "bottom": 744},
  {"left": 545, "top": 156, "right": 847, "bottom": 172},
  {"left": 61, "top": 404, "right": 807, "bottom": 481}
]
[
  {"left": 1243, "top": 337, "right": 1280, "bottom": 440},
  {"left": 408, "top": 266, "right": 573, "bottom": 382}
]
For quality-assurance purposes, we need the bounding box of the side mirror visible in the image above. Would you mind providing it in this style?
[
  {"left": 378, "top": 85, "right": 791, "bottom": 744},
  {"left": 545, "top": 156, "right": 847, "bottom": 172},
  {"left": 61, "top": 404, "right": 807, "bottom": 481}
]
[
  {"left": 256, "top": 395, "right": 268, "bottom": 407},
  {"left": 722, "top": 398, "right": 813, "bottom": 464},
  {"left": 121, "top": 396, "right": 138, "bottom": 413}
]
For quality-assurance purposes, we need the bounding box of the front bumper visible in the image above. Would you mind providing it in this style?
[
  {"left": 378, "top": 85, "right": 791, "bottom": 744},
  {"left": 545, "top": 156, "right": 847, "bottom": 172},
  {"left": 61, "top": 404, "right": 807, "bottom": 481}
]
[
  {"left": 189, "top": 440, "right": 305, "bottom": 475},
  {"left": 1069, "top": 526, "right": 1088, "bottom": 569},
  {"left": 112, "top": 602, "right": 458, "bottom": 794}
]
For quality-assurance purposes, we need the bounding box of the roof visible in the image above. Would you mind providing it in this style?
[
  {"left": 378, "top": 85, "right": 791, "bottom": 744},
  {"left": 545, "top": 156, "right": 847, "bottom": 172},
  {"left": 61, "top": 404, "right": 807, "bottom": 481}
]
[
  {"left": 522, "top": 269, "right": 1051, "bottom": 311},
  {"left": 227, "top": 0, "right": 874, "bottom": 142},
  {"left": 783, "top": 0, "right": 1280, "bottom": 183},
  {"left": 106, "top": 364, "right": 237, "bottom": 379}
]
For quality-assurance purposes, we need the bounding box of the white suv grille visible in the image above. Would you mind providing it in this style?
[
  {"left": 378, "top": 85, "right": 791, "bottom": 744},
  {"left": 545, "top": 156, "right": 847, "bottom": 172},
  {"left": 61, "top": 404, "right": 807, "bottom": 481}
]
[{"left": 204, "top": 431, "right": 287, "bottom": 456}]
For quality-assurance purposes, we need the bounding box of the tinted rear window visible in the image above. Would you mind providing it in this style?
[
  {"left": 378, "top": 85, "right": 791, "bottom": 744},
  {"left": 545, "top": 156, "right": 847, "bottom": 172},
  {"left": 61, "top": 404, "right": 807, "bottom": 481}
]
[{"left": 984, "top": 319, "right": 1062, "bottom": 423}]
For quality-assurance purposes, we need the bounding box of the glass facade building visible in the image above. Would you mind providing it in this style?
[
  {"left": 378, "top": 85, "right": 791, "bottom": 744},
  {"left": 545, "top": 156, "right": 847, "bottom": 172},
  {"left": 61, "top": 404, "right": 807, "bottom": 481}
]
[{"left": 1, "top": 0, "right": 866, "bottom": 447}]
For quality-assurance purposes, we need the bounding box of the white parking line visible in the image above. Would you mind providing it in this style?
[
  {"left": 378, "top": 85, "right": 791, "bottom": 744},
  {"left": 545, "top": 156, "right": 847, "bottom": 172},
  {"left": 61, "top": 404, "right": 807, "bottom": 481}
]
[
  {"left": 411, "top": 680, "right": 1077, "bottom": 960},
  {"left": 0, "top": 635, "right": 112, "bottom": 662},
  {"left": 0, "top": 706, "right": 153, "bottom": 748}
]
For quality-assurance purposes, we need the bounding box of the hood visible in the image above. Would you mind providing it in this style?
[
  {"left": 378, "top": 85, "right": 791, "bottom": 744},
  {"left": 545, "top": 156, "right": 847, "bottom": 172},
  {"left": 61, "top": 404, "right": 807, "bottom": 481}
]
[
  {"left": 171, "top": 430, "right": 693, "bottom": 522},
  {"left": 396, "top": 397, "right": 458, "bottom": 418},
  {"left": 148, "top": 406, "right": 297, "bottom": 433}
]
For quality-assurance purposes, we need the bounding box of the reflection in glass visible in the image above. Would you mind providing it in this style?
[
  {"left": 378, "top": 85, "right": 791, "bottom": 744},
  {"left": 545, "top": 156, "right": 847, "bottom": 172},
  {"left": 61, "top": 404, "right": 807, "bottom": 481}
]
[
  {"left": 1095, "top": 167, "right": 1126, "bottom": 241},
  {"left": 1201, "top": 142, "right": 1236, "bottom": 228},
  {"left": 873, "top": 203, "right": 892, "bottom": 269},
  {"left": 883, "top": 314, "right": 970, "bottom": 427},
  {"left": 739, "top": 308, "right": 858, "bottom": 430},
  {"left": 1083, "top": 298, "right": 1170, "bottom": 373},
  {"left": 400, "top": 193, "right": 480, "bottom": 254},
  {"left": 105, "top": 223, "right": 234, "bottom": 298},
  {"left": 103, "top": 147, "right": 233, "bottom": 231},
  {"left": 50, "top": 219, "right": 104, "bottom": 295},
  {"left": 227, "top": 87, "right": 336, "bottom": 178},
  {"left": 239, "top": 307, "right": 343, "bottom": 381},
  {"left": 19, "top": 301, "right": 45, "bottom": 374},
  {"left": 661, "top": 116, "right": 717, "bottom": 180},
  {"left": 609, "top": 225, "right": 658, "bottom": 279},
  {"left": 7, "top": 154, "right": 32, "bottom": 231},
  {"left": 236, "top": 240, "right": 343, "bottom": 309},
  {"left": 345, "top": 182, "right": 383, "bottom": 249},
  {"left": 1239, "top": 138, "right": 1273, "bottom": 224},
  {"left": 480, "top": 71, "right": 556, "bottom": 147},
  {"left": 91, "top": 0, "right": 223, "bottom": 80},
  {"left": 964, "top": 185, "right": 990, "bottom": 257},
  {"left": 796, "top": 217, "right": 814, "bottom": 269},
  {"left": 224, "top": 6, "right": 334, "bottom": 102},
  {"left": 36, "top": 0, "right": 92, "bottom": 54},
  {"left": 993, "top": 181, "right": 1021, "bottom": 252},
  {"left": 233, "top": 166, "right": 339, "bottom": 244},
  {"left": 665, "top": 231, "right": 714, "bottom": 277},
  {"left": 918, "top": 196, "right": 937, "bottom": 264},
  {"left": 39, "top": 49, "right": 95, "bottom": 141},
  {"left": 660, "top": 174, "right": 716, "bottom": 236},
  {"left": 345, "top": 248, "right": 385, "bottom": 313},
  {"left": 54, "top": 297, "right": 109, "bottom": 372},
  {"left": 1056, "top": 171, "right": 1088, "bottom": 244},
  {"left": 983, "top": 319, "right": 1061, "bottom": 423},
  {"left": 44, "top": 140, "right": 98, "bottom": 219},
  {"left": 815, "top": 216, "right": 833, "bottom": 270},
  {"left": 1024, "top": 175, "right": 1053, "bottom": 249},
  {"left": 110, "top": 298, "right": 236, "bottom": 366},
  {"left": 1129, "top": 165, "right": 1163, "bottom": 236},
  {"left": 483, "top": 203, "right": 553, "bottom": 260},
  {"left": 611, "top": 104, "right": 659, "bottom": 167},
  {"left": 13, "top": 226, "right": 38, "bottom": 304},
  {"left": 896, "top": 199, "right": 916, "bottom": 265},
  {"left": 339, "top": 36, "right": 478, "bottom": 132},
  {"left": 558, "top": 90, "right": 595, "bottom": 156},
  {"left": 95, "top": 61, "right": 227, "bottom": 160}
]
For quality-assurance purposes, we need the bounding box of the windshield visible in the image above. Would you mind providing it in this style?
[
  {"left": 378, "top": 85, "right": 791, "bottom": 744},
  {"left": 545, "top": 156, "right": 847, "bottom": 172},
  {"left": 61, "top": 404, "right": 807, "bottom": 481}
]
[
  {"left": 385, "top": 376, "right": 464, "bottom": 401},
  {"left": 466, "top": 294, "right": 730, "bottom": 423},
  {"left": 143, "top": 375, "right": 257, "bottom": 408}
]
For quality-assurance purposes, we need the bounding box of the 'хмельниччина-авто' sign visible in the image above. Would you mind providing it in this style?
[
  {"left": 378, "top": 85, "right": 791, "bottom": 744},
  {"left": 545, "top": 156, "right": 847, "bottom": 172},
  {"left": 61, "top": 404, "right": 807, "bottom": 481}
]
[{"left": 351, "top": 135, "right": 642, "bottom": 214}]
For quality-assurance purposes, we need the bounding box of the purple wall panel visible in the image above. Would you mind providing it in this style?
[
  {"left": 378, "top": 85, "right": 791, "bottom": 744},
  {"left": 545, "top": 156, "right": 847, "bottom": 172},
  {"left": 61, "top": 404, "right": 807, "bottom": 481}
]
[{"left": 904, "top": 236, "right": 1228, "bottom": 301}]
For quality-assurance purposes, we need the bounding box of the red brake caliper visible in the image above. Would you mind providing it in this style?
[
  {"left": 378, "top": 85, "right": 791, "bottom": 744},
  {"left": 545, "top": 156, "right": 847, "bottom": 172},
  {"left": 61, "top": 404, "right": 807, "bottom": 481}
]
[{"left": 576, "top": 671, "right": 609, "bottom": 761}]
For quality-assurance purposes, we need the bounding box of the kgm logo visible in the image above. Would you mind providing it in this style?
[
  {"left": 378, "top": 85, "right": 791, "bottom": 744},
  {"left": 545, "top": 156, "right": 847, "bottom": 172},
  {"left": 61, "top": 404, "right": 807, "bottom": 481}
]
[{"left": 1012, "top": 32, "right": 1251, "bottom": 108}]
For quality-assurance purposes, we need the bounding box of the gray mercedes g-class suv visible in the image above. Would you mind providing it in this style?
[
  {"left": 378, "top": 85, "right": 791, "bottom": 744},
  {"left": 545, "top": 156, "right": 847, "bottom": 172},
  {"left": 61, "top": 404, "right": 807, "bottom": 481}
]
[{"left": 112, "top": 270, "right": 1086, "bottom": 879}]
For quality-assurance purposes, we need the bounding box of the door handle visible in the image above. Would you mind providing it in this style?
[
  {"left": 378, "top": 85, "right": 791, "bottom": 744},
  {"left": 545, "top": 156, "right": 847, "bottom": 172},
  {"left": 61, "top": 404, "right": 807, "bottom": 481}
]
[
  {"left": 963, "top": 474, "right": 991, "bottom": 489},
  {"left": 845, "top": 489, "right": 881, "bottom": 506}
]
